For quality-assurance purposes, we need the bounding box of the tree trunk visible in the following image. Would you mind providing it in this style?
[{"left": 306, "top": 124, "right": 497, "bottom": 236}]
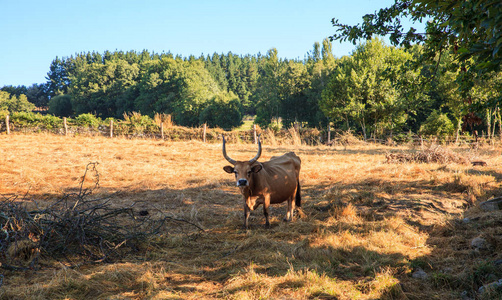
[
  {"left": 454, "top": 117, "right": 461, "bottom": 144},
  {"left": 360, "top": 117, "right": 367, "bottom": 141},
  {"left": 5, "top": 115, "right": 10, "bottom": 135},
  {"left": 492, "top": 110, "right": 497, "bottom": 142},
  {"left": 486, "top": 108, "right": 492, "bottom": 141},
  {"left": 497, "top": 108, "right": 502, "bottom": 142}
]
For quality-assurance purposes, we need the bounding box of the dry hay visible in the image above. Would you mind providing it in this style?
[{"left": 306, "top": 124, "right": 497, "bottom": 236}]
[
  {"left": 2, "top": 134, "right": 502, "bottom": 299},
  {"left": 385, "top": 144, "right": 469, "bottom": 165},
  {"left": 328, "top": 130, "right": 366, "bottom": 146}
]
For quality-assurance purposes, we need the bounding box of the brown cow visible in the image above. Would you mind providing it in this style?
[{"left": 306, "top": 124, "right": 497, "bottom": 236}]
[{"left": 222, "top": 135, "right": 301, "bottom": 229}]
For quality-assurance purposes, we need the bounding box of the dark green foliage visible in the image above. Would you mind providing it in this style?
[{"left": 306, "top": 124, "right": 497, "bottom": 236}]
[
  {"left": 0, "top": 34, "right": 493, "bottom": 137},
  {"left": 253, "top": 48, "right": 282, "bottom": 128},
  {"left": 419, "top": 110, "right": 454, "bottom": 136},
  {"left": 321, "top": 39, "right": 413, "bottom": 139},
  {"left": 1, "top": 85, "right": 28, "bottom": 98},
  {"left": 69, "top": 58, "right": 139, "bottom": 118},
  {"left": 1, "top": 84, "right": 50, "bottom": 108},
  {"left": 199, "top": 92, "right": 243, "bottom": 129},
  {"left": 46, "top": 56, "right": 70, "bottom": 97},
  {"left": 26, "top": 83, "right": 50, "bottom": 107},
  {"left": 49, "top": 95, "right": 73, "bottom": 117}
]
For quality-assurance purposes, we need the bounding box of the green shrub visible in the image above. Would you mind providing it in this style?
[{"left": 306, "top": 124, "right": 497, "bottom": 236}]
[
  {"left": 42, "top": 114, "right": 63, "bottom": 129},
  {"left": 104, "top": 117, "right": 118, "bottom": 125},
  {"left": 74, "top": 113, "right": 102, "bottom": 128},
  {"left": 199, "top": 93, "right": 243, "bottom": 129},
  {"left": 419, "top": 110, "right": 454, "bottom": 136},
  {"left": 123, "top": 112, "right": 158, "bottom": 133},
  {"left": 48, "top": 95, "right": 73, "bottom": 117},
  {"left": 11, "top": 111, "right": 40, "bottom": 126},
  {"left": 10, "top": 112, "right": 63, "bottom": 129}
]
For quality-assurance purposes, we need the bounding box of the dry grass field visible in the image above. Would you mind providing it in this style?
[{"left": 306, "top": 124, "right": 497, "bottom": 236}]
[{"left": 1, "top": 133, "right": 502, "bottom": 299}]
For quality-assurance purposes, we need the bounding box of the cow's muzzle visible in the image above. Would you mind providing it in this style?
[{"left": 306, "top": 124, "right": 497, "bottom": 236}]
[{"left": 237, "top": 179, "right": 248, "bottom": 187}]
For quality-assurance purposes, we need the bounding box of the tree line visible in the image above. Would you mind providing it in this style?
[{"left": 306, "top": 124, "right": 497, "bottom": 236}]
[{"left": 1, "top": 37, "right": 501, "bottom": 139}]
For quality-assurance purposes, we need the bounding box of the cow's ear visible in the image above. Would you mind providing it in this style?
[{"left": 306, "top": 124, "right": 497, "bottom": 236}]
[
  {"left": 223, "top": 166, "right": 234, "bottom": 173},
  {"left": 251, "top": 164, "right": 262, "bottom": 173}
]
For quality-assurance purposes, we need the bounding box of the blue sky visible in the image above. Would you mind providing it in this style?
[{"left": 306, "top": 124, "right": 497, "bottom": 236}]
[{"left": 0, "top": 0, "right": 418, "bottom": 87}]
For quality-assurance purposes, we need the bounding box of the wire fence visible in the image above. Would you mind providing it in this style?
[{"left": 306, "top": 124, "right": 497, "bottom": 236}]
[{"left": 2, "top": 114, "right": 501, "bottom": 147}]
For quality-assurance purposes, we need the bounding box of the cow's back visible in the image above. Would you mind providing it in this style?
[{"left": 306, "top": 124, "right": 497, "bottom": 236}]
[
  {"left": 256, "top": 152, "right": 301, "bottom": 203},
  {"left": 266, "top": 152, "right": 300, "bottom": 169}
]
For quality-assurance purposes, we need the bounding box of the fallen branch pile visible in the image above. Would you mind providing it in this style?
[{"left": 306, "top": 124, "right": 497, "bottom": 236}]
[
  {"left": 0, "top": 163, "right": 203, "bottom": 272},
  {"left": 386, "top": 145, "right": 470, "bottom": 165}
]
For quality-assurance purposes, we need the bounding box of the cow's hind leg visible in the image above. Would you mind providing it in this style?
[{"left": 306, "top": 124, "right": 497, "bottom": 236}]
[
  {"left": 263, "top": 203, "right": 271, "bottom": 228},
  {"left": 284, "top": 195, "right": 295, "bottom": 222},
  {"left": 263, "top": 196, "right": 271, "bottom": 228}
]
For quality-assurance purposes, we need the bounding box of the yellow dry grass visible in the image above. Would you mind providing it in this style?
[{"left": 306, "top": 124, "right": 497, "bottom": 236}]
[{"left": 1, "top": 133, "right": 502, "bottom": 299}]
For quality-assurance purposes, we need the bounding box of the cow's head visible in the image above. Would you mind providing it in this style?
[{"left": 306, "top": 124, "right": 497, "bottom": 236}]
[{"left": 222, "top": 135, "right": 262, "bottom": 188}]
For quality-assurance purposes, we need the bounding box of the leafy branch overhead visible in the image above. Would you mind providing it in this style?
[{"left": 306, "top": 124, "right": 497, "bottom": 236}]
[{"left": 330, "top": 0, "right": 502, "bottom": 74}]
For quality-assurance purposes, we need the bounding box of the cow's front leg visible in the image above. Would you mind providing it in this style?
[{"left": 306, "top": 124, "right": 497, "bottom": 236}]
[
  {"left": 244, "top": 203, "right": 251, "bottom": 229},
  {"left": 284, "top": 195, "right": 295, "bottom": 222}
]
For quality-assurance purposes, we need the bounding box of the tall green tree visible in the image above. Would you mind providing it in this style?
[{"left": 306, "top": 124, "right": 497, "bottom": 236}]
[
  {"left": 25, "top": 83, "right": 50, "bottom": 107},
  {"left": 321, "top": 38, "right": 412, "bottom": 139},
  {"left": 169, "top": 60, "right": 221, "bottom": 126},
  {"left": 205, "top": 53, "right": 228, "bottom": 91},
  {"left": 46, "top": 57, "right": 70, "bottom": 97},
  {"left": 302, "top": 39, "right": 338, "bottom": 127},
  {"left": 135, "top": 57, "right": 220, "bottom": 126},
  {"left": 0, "top": 91, "right": 36, "bottom": 114},
  {"left": 279, "top": 60, "right": 310, "bottom": 127},
  {"left": 253, "top": 48, "right": 283, "bottom": 128},
  {"left": 69, "top": 59, "right": 139, "bottom": 117}
]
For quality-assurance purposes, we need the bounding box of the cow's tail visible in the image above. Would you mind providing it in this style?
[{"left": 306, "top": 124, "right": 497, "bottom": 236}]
[{"left": 295, "top": 179, "right": 301, "bottom": 208}]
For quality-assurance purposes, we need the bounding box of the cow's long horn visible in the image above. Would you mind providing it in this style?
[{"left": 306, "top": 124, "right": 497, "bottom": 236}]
[
  {"left": 222, "top": 135, "right": 237, "bottom": 165},
  {"left": 249, "top": 134, "right": 262, "bottom": 164}
]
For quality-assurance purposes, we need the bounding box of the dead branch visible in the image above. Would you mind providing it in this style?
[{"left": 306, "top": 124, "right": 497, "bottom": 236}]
[{"left": 0, "top": 163, "right": 204, "bottom": 271}]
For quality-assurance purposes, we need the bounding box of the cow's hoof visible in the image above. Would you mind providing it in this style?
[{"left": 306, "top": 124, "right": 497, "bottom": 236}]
[
  {"left": 283, "top": 217, "right": 292, "bottom": 222},
  {"left": 264, "top": 223, "right": 271, "bottom": 228}
]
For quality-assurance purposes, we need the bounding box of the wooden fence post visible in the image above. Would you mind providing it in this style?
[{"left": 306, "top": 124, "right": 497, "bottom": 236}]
[
  {"left": 203, "top": 123, "right": 207, "bottom": 143},
  {"left": 5, "top": 115, "right": 10, "bottom": 135},
  {"left": 327, "top": 123, "right": 331, "bottom": 145},
  {"left": 253, "top": 124, "right": 257, "bottom": 144},
  {"left": 160, "top": 122, "right": 164, "bottom": 140},
  {"left": 110, "top": 119, "right": 113, "bottom": 138},
  {"left": 63, "top": 117, "right": 68, "bottom": 136}
]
